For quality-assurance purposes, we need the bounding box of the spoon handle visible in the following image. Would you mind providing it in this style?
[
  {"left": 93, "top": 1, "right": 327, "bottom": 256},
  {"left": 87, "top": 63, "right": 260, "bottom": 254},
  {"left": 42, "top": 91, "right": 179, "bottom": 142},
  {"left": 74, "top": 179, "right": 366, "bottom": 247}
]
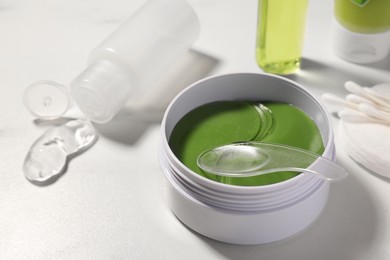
[{"left": 197, "top": 142, "right": 348, "bottom": 183}]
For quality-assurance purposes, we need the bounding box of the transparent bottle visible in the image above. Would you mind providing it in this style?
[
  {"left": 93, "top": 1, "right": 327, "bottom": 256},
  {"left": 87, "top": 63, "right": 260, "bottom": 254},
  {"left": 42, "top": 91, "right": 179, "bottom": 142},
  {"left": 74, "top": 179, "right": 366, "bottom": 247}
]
[
  {"left": 71, "top": 0, "right": 200, "bottom": 123},
  {"left": 256, "top": 0, "right": 309, "bottom": 75},
  {"left": 24, "top": 0, "right": 200, "bottom": 124}
]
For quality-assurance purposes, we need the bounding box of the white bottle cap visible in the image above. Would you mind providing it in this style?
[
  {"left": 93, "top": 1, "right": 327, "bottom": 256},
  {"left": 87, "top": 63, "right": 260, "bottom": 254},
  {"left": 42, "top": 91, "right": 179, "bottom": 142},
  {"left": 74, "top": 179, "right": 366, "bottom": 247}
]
[
  {"left": 331, "top": 19, "right": 390, "bottom": 64},
  {"left": 23, "top": 80, "right": 71, "bottom": 120},
  {"left": 70, "top": 60, "right": 135, "bottom": 124}
]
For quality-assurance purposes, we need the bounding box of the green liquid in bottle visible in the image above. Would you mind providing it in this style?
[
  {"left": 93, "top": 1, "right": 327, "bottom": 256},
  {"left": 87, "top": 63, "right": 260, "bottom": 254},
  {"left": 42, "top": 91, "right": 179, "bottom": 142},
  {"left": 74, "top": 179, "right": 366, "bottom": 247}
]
[{"left": 256, "top": 0, "right": 308, "bottom": 75}]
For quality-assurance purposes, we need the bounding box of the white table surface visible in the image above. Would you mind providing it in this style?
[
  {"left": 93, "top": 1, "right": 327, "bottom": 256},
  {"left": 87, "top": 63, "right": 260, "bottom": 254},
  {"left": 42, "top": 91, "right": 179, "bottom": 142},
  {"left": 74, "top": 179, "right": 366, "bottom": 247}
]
[{"left": 1, "top": 0, "right": 390, "bottom": 259}]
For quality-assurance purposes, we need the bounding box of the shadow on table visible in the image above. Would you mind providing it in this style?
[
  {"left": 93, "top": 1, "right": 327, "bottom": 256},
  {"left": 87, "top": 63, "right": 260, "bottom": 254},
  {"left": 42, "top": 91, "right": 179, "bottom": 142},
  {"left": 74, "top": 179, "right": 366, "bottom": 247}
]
[
  {"left": 94, "top": 49, "right": 220, "bottom": 145},
  {"left": 283, "top": 58, "right": 389, "bottom": 98},
  {"left": 190, "top": 168, "right": 379, "bottom": 260}
]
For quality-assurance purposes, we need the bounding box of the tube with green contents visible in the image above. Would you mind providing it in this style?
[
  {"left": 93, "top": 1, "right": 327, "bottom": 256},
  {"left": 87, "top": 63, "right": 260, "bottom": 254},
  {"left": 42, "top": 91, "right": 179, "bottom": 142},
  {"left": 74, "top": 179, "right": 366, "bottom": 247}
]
[{"left": 332, "top": 0, "right": 390, "bottom": 63}]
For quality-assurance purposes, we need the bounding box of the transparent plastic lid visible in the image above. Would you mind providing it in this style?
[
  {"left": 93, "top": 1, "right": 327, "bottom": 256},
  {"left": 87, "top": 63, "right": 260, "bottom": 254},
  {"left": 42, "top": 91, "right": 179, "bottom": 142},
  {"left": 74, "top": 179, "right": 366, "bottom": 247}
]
[{"left": 23, "top": 80, "right": 71, "bottom": 120}]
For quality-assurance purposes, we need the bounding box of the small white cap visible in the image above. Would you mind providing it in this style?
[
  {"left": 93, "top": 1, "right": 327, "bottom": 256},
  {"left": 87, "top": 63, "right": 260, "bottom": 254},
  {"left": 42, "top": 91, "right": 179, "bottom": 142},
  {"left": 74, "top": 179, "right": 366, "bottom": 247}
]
[
  {"left": 23, "top": 80, "right": 71, "bottom": 120},
  {"left": 70, "top": 60, "right": 135, "bottom": 124},
  {"left": 332, "top": 19, "right": 390, "bottom": 64}
]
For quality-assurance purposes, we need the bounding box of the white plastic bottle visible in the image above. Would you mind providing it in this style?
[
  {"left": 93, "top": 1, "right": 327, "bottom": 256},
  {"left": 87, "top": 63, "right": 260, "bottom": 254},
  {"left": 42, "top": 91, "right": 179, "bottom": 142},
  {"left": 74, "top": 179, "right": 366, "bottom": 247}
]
[{"left": 70, "top": 0, "right": 200, "bottom": 123}]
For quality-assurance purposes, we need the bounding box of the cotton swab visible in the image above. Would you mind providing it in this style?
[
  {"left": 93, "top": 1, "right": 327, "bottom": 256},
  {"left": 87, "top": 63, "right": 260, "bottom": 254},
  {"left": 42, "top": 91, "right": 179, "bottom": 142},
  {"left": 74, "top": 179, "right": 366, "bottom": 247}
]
[
  {"left": 338, "top": 110, "right": 390, "bottom": 125},
  {"left": 345, "top": 81, "right": 390, "bottom": 110}
]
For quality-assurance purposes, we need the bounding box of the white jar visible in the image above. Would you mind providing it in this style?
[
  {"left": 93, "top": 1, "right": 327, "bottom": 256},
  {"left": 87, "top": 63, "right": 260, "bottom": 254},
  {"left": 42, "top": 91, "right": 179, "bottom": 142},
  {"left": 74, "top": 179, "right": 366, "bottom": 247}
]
[{"left": 159, "top": 73, "right": 337, "bottom": 245}]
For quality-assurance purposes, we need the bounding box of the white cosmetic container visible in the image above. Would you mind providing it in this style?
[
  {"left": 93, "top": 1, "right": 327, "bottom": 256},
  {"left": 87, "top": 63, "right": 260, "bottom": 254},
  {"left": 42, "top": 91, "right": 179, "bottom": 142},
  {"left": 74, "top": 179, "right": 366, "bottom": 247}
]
[{"left": 159, "top": 73, "right": 339, "bottom": 245}]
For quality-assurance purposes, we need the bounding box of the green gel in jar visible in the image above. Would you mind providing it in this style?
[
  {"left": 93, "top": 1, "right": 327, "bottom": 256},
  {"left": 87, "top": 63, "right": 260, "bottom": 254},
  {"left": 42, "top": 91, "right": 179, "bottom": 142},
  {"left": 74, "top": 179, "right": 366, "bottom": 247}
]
[
  {"left": 169, "top": 101, "right": 324, "bottom": 186},
  {"left": 169, "top": 101, "right": 261, "bottom": 182}
]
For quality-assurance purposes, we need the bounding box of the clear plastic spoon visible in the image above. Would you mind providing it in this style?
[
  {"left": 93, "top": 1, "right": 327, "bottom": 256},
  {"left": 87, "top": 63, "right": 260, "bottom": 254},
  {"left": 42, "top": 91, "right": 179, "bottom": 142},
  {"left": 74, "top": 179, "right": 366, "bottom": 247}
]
[{"left": 197, "top": 142, "right": 348, "bottom": 182}]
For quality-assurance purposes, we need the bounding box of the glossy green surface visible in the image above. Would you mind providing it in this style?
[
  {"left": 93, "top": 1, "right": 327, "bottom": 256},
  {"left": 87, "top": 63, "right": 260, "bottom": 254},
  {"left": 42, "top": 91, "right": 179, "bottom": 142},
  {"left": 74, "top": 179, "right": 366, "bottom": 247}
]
[
  {"left": 169, "top": 101, "right": 324, "bottom": 186},
  {"left": 335, "top": 0, "right": 390, "bottom": 33}
]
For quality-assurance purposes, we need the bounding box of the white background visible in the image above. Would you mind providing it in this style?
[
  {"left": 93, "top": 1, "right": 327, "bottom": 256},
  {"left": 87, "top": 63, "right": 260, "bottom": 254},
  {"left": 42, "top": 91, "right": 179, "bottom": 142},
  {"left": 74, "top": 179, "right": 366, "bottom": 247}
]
[{"left": 0, "top": 0, "right": 390, "bottom": 259}]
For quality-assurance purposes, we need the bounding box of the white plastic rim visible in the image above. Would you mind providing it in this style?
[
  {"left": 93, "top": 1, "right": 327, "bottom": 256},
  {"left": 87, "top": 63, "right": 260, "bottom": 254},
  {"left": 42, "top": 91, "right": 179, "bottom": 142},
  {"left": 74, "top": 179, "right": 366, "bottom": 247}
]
[
  {"left": 160, "top": 146, "right": 331, "bottom": 245},
  {"left": 160, "top": 149, "right": 324, "bottom": 211},
  {"left": 168, "top": 163, "right": 317, "bottom": 205},
  {"left": 163, "top": 147, "right": 323, "bottom": 203},
  {"left": 161, "top": 73, "right": 334, "bottom": 193},
  {"left": 165, "top": 139, "right": 322, "bottom": 196},
  {"left": 159, "top": 73, "right": 335, "bottom": 244}
]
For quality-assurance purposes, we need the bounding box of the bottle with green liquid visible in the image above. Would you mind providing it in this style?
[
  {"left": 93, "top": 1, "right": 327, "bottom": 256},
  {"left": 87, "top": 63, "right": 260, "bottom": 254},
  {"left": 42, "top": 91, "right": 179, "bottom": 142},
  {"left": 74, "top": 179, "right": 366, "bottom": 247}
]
[{"left": 256, "top": 0, "right": 309, "bottom": 75}]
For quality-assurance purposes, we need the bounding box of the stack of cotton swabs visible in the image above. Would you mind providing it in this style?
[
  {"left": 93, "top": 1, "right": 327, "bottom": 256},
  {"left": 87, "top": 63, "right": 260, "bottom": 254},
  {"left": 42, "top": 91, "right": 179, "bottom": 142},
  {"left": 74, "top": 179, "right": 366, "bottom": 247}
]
[{"left": 323, "top": 81, "right": 390, "bottom": 178}]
